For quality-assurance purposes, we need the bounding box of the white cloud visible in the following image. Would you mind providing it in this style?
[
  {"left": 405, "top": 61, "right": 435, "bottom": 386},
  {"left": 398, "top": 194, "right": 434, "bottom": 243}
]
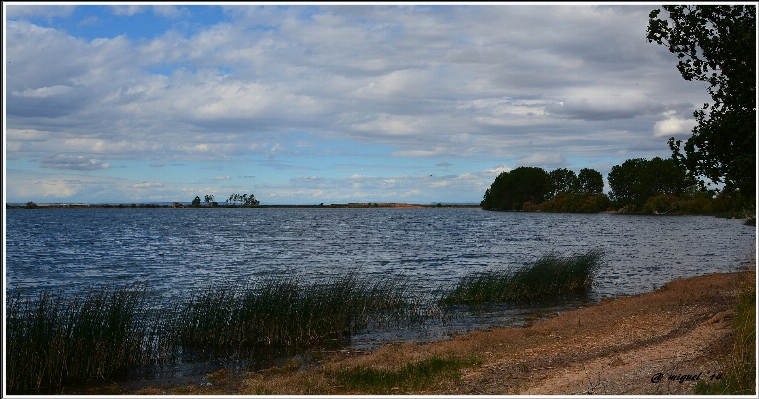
[
  {"left": 110, "top": 5, "right": 147, "bottom": 16},
  {"left": 653, "top": 111, "right": 697, "bottom": 138}
]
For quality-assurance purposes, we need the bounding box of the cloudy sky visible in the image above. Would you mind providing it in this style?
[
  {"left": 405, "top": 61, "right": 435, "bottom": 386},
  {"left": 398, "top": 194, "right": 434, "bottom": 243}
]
[{"left": 4, "top": 3, "right": 710, "bottom": 204}]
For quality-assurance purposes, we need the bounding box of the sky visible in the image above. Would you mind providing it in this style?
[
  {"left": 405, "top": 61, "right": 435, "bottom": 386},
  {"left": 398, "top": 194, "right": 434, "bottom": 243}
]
[{"left": 3, "top": 3, "right": 713, "bottom": 205}]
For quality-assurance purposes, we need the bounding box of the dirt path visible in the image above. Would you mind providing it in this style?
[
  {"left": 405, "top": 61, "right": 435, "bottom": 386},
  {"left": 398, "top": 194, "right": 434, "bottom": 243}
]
[
  {"left": 83, "top": 271, "right": 744, "bottom": 395},
  {"left": 435, "top": 272, "right": 740, "bottom": 395}
]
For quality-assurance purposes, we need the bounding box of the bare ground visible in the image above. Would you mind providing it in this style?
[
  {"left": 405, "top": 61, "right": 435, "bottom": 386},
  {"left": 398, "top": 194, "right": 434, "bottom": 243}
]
[{"left": 78, "top": 271, "right": 746, "bottom": 395}]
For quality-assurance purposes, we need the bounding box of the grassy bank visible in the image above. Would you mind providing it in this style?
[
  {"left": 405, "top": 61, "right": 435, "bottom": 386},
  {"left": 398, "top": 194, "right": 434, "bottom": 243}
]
[
  {"left": 694, "top": 265, "right": 756, "bottom": 395},
  {"left": 6, "top": 251, "right": 602, "bottom": 393}
]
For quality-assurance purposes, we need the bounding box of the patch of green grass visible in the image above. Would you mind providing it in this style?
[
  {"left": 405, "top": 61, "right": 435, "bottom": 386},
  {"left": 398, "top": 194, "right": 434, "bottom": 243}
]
[
  {"left": 335, "top": 354, "right": 481, "bottom": 394},
  {"left": 439, "top": 249, "right": 603, "bottom": 306},
  {"left": 694, "top": 268, "right": 756, "bottom": 395}
]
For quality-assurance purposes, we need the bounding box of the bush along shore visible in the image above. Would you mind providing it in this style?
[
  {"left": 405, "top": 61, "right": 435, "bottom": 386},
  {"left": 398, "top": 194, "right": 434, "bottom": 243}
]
[{"left": 6, "top": 250, "right": 603, "bottom": 393}]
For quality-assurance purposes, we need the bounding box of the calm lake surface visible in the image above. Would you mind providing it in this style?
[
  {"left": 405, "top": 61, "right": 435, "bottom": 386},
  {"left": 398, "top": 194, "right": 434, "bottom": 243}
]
[{"left": 5, "top": 208, "right": 756, "bottom": 346}]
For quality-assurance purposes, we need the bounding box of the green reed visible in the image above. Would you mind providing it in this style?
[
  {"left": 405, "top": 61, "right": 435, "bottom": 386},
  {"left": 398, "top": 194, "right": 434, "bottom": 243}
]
[
  {"left": 438, "top": 249, "right": 604, "bottom": 306},
  {"left": 175, "top": 272, "right": 421, "bottom": 359},
  {"left": 5, "top": 282, "right": 173, "bottom": 394}
]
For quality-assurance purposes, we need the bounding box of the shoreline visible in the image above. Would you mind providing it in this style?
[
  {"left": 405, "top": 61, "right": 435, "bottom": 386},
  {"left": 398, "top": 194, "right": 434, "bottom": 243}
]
[{"left": 69, "top": 269, "right": 750, "bottom": 395}]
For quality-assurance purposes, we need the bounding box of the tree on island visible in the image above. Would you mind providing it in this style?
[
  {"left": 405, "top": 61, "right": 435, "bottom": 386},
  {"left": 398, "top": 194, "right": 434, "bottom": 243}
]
[
  {"left": 191, "top": 196, "right": 201, "bottom": 207},
  {"left": 226, "top": 193, "right": 260, "bottom": 206},
  {"left": 647, "top": 5, "right": 756, "bottom": 200}
]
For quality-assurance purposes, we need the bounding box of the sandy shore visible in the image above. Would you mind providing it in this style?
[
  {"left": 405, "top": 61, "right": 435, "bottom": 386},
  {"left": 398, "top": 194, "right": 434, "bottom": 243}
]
[{"left": 73, "top": 270, "right": 747, "bottom": 395}]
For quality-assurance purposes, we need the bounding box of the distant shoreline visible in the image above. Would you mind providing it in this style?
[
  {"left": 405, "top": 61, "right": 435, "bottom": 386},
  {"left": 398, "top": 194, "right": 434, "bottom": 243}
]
[{"left": 5, "top": 202, "right": 482, "bottom": 209}]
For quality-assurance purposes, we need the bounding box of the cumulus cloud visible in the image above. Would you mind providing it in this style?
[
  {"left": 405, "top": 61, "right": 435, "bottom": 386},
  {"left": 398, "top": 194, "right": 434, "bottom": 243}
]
[
  {"left": 653, "top": 111, "right": 697, "bottom": 139},
  {"left": 39, "top": 154, "right": 111, "bottom": 171}
]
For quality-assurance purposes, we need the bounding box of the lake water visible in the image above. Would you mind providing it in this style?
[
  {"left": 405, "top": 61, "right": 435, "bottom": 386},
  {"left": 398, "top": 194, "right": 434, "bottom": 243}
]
[{"left": 5, "top": 208, "right": 756, "bottom": 346}]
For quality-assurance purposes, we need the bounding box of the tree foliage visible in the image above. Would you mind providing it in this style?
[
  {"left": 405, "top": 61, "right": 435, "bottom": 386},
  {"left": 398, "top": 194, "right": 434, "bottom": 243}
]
[
  {"left": 481, "top": 167, "right": 551, "bottom": 210},
  {"left": 482, "top": 166, "right": 609, "bottom": 212},
  {"left": 576, "top": 168, "right": 604, "bottom": 196},
  {"left": 647, "top": 5, "right": 756, "bottom": 197},
  {"left": 549, "top": 168, "right": 577, "bottom": 198},
  {"left": 608, "top": 157, "right": 699, "bottom": 209}
]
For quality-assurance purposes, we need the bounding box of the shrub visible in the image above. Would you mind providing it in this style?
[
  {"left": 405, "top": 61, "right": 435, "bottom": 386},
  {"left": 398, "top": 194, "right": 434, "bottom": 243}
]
[{"left": 642, "top": 194, "right": 681, "bottom": 214}]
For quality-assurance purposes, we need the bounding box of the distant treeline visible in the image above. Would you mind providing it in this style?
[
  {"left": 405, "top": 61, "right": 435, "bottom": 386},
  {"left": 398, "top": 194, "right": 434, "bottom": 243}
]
[{"left": 481, "top": 157, "right": 752, "bottom": 216}]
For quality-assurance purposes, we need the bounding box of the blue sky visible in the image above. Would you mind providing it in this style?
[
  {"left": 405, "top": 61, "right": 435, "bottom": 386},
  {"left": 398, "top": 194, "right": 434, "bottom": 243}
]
[{"left": 4, "top": 3, "right": 711, "bottom": 204}]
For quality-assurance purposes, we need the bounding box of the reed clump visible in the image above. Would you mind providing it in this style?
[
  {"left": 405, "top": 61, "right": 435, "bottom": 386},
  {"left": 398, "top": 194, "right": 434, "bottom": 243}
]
[
  {"left": 438, "top": 249, "right": 603, "bottom": 306},
  {"left": 5, "top": 283, "right": 172, "bottom": 394},
  {"left": 6, "top": 273, "right": 422, "bottom": 393},
  {"left": 176, "top": 272, "right": 420, "bottom": 359}
]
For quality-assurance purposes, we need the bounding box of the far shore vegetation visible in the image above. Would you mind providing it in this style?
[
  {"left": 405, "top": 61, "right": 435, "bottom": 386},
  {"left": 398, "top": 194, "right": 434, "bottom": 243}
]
[
  {"left": 480, "top": 157, "right": 755, "bottom": 223},
  {"left": 7, "top": 250, "right": 601, "bottom": 394}
]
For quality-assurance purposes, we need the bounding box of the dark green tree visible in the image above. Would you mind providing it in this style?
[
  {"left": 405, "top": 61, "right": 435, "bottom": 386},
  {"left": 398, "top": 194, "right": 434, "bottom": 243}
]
[
  {"left": 204, "top": 194, "right": 214, "bottom": 206},
  {"left": 549, "top": 168, "right": 577, "bottom": 198},
  {"left": 608, "top": 159, "right": 647, "bottom": 208},
  {"left": 647, "top": 5, "right": 756, "bottom": 197},
  {"left": 608, "top": 157, "right": 698, "bottom": 209},
  {"left": 575, "top": 168, "right": 604, "bottom": 195},
  {"left": 191, "top": 196, "right": 201, "bottom": 207},
  {"left": 481, "top": 167, "right": 551, "bottom": 210}
]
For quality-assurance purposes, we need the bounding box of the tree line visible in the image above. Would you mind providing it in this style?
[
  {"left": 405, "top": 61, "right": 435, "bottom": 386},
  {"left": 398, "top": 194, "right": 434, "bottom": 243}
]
[{"left": 481, "top": 157, "right": 744, "bottom": 215}]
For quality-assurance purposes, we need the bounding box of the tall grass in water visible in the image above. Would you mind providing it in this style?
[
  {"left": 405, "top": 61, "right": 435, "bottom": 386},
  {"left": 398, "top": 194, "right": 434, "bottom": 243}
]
[
  {"left": 5, "top": 283, "right": 172, "bottom": 393},
  {"left": 176, "top": 272, "right": 421, "bottom": 360},
  {"left": 439, "top": 249, "right": 603, "bottom": 306}
]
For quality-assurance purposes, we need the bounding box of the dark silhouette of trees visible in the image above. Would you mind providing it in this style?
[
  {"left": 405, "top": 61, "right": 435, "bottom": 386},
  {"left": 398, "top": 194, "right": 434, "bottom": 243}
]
[
  {"left": 647, "top": 5, "right": 755, "bottom": 198},
  {"left": 481, "top": 167, "right": 551, "bottom": 211},
  {"left": 483, "top": 166, "right": 611, "bottom": 212},
  {"left": 608, "top": 157, "right": 699, "bottom": 210},
  {"left": 226, "top": 193, "right": 260, "bottom": 206}
]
